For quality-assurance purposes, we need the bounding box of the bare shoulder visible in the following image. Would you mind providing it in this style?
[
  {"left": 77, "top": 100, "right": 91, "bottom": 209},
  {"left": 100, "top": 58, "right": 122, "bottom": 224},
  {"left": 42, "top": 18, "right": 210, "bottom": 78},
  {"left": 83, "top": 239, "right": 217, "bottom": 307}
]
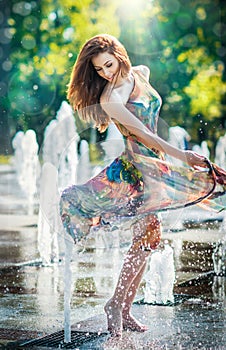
[{"left": 133, "top": 65, "right": 150, "bottom": 81}]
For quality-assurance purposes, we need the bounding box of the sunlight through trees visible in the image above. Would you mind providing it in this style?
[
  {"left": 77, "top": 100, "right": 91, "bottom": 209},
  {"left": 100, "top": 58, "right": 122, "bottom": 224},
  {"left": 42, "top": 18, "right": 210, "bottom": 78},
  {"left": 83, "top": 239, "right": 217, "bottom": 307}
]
[{"left": 0, "top": 0, "right": 225, "bottom": 155}]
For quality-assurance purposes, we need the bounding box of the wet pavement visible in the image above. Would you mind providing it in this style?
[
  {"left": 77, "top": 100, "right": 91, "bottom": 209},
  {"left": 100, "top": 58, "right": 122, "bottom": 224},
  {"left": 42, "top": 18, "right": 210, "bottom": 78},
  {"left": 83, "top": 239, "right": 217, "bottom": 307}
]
[{"left": 0, "top": 164, "right": 225, "bottom": 349}]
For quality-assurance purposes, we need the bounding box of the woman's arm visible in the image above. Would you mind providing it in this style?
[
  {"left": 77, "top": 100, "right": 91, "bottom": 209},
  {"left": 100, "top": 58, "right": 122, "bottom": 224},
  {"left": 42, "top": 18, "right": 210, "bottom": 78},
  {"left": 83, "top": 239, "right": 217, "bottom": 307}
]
[{"left": 101, "top": 91, "right": 207, "bottom": 169}]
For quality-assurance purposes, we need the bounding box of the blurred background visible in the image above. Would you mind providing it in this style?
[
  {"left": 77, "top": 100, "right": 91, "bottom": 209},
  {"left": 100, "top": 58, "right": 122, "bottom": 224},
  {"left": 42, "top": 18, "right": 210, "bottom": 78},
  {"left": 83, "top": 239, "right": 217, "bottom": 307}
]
[{"left": 0, "top": 0, "right": 225, "bottom": 160}]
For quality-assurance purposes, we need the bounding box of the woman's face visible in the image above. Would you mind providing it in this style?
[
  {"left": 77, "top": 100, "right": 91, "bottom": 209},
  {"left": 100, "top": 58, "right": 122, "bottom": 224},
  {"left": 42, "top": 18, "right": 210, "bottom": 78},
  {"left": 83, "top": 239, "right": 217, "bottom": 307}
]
[{"left": 92, "top": 52, "right": 120, "bottom": 82}]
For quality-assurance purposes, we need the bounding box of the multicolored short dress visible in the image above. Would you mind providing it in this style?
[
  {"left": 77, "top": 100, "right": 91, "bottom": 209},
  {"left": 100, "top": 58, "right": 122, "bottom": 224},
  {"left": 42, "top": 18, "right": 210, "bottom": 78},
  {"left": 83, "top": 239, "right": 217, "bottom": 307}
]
[{"left": 60, "top": 70, "right": 226, "bottom": 243}]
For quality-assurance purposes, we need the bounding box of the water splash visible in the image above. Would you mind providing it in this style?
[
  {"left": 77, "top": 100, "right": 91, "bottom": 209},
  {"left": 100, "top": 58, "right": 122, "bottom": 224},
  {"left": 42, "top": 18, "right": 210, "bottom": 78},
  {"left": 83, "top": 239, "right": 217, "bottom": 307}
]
[
  {"left": 64, "top": 235, "right": 73, "bottom": 343},
  {"left": 212, "top": 240, "right": 225, "bottom": 276},
  {"left": 144, "top": 242, "right": 175, "bottom": 305}
]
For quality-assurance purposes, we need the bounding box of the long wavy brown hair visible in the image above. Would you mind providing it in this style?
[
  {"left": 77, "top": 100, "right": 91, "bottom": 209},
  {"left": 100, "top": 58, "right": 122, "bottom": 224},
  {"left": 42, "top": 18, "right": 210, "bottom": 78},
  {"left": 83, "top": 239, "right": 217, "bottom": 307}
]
[{"left": 67, "top": 34, "right": 131, "bottom": 132}]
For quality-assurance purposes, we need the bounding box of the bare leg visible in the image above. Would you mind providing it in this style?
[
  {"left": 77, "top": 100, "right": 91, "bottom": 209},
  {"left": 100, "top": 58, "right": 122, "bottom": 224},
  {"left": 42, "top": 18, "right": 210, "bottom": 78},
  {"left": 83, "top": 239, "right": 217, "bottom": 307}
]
[
  {"left": 122, "top": 215, "right": 161, "bottom": 331},
  {"left": 122, "top": 260, "right": 149, "bottom": 331},
  {"left": 104, "top": 244, "right": 150, "bottom": 337},
  {"left": 104, "top": 214, "right": 161, "bottom": 337}
]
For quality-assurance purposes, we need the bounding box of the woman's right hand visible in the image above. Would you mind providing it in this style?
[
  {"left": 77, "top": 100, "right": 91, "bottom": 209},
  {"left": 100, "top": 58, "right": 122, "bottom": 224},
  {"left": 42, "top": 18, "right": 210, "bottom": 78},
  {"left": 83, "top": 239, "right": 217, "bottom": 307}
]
[{"left": 184, "top": 150, "right": 209, "bottom": 169}]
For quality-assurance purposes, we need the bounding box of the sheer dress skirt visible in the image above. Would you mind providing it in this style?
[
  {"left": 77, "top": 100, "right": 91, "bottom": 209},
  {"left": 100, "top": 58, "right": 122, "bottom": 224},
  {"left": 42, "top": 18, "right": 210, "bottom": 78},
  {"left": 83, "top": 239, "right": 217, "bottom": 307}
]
[{"left": 60, "top": 147, "right": 223, "bottom": 244}]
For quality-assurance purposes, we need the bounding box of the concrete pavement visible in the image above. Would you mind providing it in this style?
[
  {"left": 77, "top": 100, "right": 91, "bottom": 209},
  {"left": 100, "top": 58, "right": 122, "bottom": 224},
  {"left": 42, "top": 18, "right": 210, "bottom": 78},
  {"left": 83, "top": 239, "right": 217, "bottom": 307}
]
[{"left": 0, "top": 164, "right": 225, "bottom": 349}]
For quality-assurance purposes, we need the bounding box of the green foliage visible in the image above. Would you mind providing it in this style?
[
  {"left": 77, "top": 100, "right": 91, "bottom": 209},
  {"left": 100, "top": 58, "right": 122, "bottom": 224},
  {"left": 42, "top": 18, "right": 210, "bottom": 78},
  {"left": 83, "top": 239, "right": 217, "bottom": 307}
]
[
  {"left": 0, "top": 0, "right": 225, "bottom": 155},
  {"left": 5, "top": 0, "right": 120, "bottom": 145},
  {"left": 118, "top": 0, "right": 226, "bottom": 146},
  {"left": 184, "top": 63, "right": 226, "bottom": 120}
]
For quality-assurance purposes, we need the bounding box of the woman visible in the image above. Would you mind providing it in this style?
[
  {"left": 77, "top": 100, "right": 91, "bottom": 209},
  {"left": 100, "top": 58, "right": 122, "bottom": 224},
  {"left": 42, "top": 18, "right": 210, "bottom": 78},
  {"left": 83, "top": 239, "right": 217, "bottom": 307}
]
[{"left": 60, "top": 34, "right": 225, "bottom": 337}]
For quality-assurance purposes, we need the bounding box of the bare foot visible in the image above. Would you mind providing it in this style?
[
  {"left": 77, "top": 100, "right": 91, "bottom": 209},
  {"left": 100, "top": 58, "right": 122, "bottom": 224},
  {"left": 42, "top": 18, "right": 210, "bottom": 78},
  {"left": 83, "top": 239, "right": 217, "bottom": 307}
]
[
  {"left": 104, "top": 299, "right": 122, "bottom": 338},
  {"left": 122, "top": 313, "right": 148, "bottom": 332}
]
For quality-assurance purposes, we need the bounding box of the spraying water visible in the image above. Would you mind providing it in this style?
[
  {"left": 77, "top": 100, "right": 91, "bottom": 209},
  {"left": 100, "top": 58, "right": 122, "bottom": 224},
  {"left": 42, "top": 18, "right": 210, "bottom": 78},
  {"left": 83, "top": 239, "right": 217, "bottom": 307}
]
[
  {"left": 144, "top": 242, "right": 175, "bottom": 304},
  {"left": 64, "top": 236, "right": 73, "bottom": 343}
]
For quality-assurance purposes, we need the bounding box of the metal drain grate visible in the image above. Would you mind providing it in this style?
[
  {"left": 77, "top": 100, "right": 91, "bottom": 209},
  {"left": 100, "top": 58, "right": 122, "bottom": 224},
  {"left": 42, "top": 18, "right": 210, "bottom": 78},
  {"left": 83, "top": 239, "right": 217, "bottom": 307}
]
[{"left": 19, "top": 330, "right": 108, "bottom": 348}]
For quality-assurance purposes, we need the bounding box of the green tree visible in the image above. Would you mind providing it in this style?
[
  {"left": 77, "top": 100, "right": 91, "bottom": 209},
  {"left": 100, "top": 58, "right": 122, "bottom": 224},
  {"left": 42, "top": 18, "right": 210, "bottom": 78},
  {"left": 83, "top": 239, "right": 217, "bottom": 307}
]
[
  {"left": 0, "top": 0, "right": 120, "bottom": 154},
  {"left": 1, "top": 0, "right": 225, "bottom": 156},
  {"left": 0, "top": 0, "right": 15, "bottom": 154},
  {"left": 118, "top": 0, "right": 226, "bottom": 150}
]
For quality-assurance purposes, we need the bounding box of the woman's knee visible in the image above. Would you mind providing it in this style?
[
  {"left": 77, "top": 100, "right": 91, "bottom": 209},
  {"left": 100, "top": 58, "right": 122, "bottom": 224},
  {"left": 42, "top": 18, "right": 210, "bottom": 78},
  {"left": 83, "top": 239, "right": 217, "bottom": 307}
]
[
  {"left": 144, "top": 216, "right": 161, "bottom": 249},
  {"left": 132, "top": 214, "right": 162, "bottom": 250}
]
